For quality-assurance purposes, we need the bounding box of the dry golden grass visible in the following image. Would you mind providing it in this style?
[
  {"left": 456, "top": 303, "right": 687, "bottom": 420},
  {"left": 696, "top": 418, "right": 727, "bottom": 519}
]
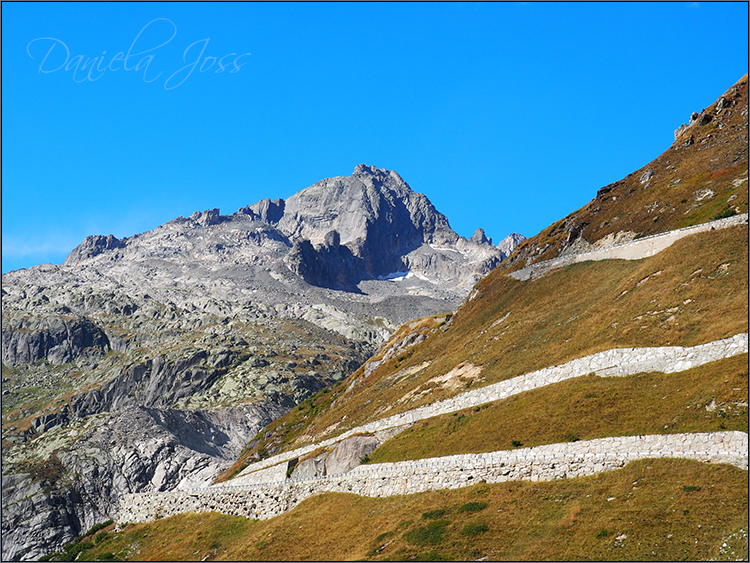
[
  {"left": 506, "top": 74, "right": 748, "bottom": 270},
  {"left": 228, "top": 224, "right": 747, "bottom": 471},
  {"left": 73, "top": 459, "right": 748, "bottom": 561},
  {"left": 368, "top": 353, "right": 748, "bottom": 463}
]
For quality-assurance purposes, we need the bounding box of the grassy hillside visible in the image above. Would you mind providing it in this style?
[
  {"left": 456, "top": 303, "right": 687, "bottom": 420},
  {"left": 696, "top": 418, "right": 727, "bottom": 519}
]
[
  {"left": 368, "top": 353, "right": 748, "bottom": 464},
  {"left": 60, "top": 459, "right": 747, "bottom": 561},
  {"left": 505, "top": 74, "right": 748, "bottom": 270},
  {"left": 224, "top": 223, "right": 747, "bottom": 474}
]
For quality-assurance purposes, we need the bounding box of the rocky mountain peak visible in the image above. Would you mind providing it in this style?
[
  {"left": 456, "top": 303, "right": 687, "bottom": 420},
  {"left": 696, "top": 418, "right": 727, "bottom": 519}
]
[
  {"left": 497, "top": 233, "right": 526, "bottom": 259},
  {"left": 39, "top": 165, "right": 515, "bottom": 340},
  {"left": 236, "top": 198, "right": 286, "bottom": 224},
  {"left": 63, "top": 234, "right": 126, "bottom": 267},
  {"left": 469, "top": 228, "right": 492, "bottom": 246},
  {"left": 277, "top": 164, "right": 457, "bottom": 250}
]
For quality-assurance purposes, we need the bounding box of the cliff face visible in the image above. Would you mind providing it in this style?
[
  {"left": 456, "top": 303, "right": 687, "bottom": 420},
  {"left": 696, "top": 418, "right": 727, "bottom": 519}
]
[{"left": 1, "top": 165, "right": 515, "bottom": 561}]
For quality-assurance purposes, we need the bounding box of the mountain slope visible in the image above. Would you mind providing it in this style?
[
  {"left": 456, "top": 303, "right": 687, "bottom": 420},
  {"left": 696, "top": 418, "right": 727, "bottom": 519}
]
[
  {"left": 1, "top": 166, "right": 514, "bottom": 561},
  {"left": 225, "top": 75, "right": 748, "bottom": 463},
  {"left": 224, "top": 221, "right": 747, "bottom": 466},
  {"left": 10, "top": 75, "right": 750, "bottom": 562},
  {"left": 505, "top": 74, "right": 748, "bottom": 271}
]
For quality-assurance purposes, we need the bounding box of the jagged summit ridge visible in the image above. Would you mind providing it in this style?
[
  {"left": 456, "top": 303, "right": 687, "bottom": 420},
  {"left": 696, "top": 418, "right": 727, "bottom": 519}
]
[
  {"left": 61, "top": 164, "right": 509, "bottom": 295},
  {"left": 1, "top": 164, "right": 520, "bottom": 559},
  {"left": 278, "top": 164, "right": 456, "bottom": 248}
]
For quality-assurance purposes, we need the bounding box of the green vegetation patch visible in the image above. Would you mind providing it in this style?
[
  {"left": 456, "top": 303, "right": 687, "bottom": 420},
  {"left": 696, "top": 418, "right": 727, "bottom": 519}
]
[
  {"left": 458, "top": 501, "right": 488, "bottom": 513},
  {"left": 404, "top": 520, "right": 451, "bottom": 546},
  {"left": 460, "top": 523, "right": 489, "bottom": 537}
]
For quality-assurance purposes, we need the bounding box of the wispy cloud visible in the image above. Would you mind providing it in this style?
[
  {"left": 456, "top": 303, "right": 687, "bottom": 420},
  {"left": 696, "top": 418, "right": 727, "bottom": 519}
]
[{"left": 2, "top": 234, "right": 80, "bottom": 259}]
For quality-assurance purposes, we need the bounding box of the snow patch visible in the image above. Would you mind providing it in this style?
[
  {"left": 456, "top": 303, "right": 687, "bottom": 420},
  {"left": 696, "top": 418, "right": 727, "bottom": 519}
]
[
  {"left": 378, "top": 271, "right": 410, "bottom": 281},
  {"left": 429, "top": 244, "right": 460, "bottom": 254},
  {"left": 376, "top": 270, "right": 435, "bottom": 284}
]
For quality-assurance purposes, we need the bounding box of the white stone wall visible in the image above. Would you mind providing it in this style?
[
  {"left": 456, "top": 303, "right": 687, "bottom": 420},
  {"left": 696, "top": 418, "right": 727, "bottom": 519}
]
[
  {"left": 230, "top": 334, "right": 747, "bottom": 485},
  {"left": 117, "top": 216, "right": 750, "bottom": 524},
  {"left": 509, "top": 213, "right": 748, "bottom": 281},
  {"left": 118, "top": 431, "right": 748, "bottom": 524}
]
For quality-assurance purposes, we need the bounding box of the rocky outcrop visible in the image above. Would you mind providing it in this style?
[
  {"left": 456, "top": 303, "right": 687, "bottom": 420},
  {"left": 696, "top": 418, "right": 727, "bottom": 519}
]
[
  {"left": 290, "top": 434, "right": 379, "bottom": 479},
  {"left": 497, "top": 233, "right": 526, "bottom": 259},
  {"left": 1, "top": 473, "right": 84, "bottom": 563},
  {"left": 189, "top": 208, "right": 224, "bottom": 227},
  {"left": 284, "top": 235, "right": 368, "bottom": 289},
  {"left": 1, "top": 316, "right": 110, "bottom": 366},
  {"left": 237, "top": 198, "right": 286, "bottom": 224},
  {"left": 68, "top": 351, "right": 234, "bottom": 419},
  {"left": 468, "top": 228, "right": 492, "bottom": 245},
  {"left": 2, "top": 402, "right": 285, "bottom": 561},
  {"left": 63, "top": 234, "right": 126, "bottom": 267}
]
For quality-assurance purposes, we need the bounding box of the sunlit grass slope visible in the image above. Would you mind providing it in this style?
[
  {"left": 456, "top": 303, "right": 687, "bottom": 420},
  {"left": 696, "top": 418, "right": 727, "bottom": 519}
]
[
  {"left": 69, "top": 459, "right": 747, "bottom": 561},
  {"left": 368, "top": 353, "right": 748, "bottom": 463},
  {"left": 226, "top": 224, "right": 747, "bottom": 472}
]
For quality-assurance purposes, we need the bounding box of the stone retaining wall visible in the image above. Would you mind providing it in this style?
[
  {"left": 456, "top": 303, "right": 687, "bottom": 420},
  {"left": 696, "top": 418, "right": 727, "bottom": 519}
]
[
  {"left": 118, "top": 431, "right": 748, "bottom": 524},
  {"left": 509, "top": 213, "right": 748, "bottom": 281},
  {"left": 230, "top": 333, "right": 748, "bottom": 485},
  {"left": 117, "top": 217, "right": 750, "bottom": 524}
]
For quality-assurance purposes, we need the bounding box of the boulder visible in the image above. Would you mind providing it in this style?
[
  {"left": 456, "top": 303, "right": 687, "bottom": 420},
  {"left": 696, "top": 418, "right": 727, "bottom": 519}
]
[
  {"left": 290, "top": 434, "right": 380, "bottom": 479},
  {"left": 323, "top": 434, "right": 380, "bottom": 475}
]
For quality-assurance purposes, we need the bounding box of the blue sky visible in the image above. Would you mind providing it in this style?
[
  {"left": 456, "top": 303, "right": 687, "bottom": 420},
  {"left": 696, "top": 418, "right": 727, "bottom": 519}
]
[{"left": 2, "top": 2, "right": 748, "bottom": 273}]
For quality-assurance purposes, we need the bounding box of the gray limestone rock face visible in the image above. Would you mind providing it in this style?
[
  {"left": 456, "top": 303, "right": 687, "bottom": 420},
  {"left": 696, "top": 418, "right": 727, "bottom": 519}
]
[
  {"left": 63, "top": 234, "right": 125, "bottom": 267},
  {"left": 275, "top": 164, "right": 471, "bottom": 285},
  {"left": 2, "top": 316, "right": 110, "bottom": 366},
  {"left": 237, "top": 198, "right": 286, "bottom": 224},
  {"left": 324, "top": 435, "right": 379, "bottom": 475},
  {"left": 469, "top": 228, "right": 492, "bottom": 245},
  {"left": 1, "top": 164, "right": 513, "bottom": 560},
  {"left": 1, "top": 402, "right": 285, "bottom": 561},
  {"left": 0, "top": 474, "right": 84, "bottom": 562},
  {"left": 290, "top": 435, "right": 380, "bottom": 480},
  {"left": 291, "top": 453, "right": 328, "bottom": 480},
  {"left": 497, "top": 233, "right": 526, "bottom": 259},
  {"left": 278, "top": 164, "right": 456, "bottom": 248},
  {"left": 190, "top": 208, "right": 224, "bottom": 227}
]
